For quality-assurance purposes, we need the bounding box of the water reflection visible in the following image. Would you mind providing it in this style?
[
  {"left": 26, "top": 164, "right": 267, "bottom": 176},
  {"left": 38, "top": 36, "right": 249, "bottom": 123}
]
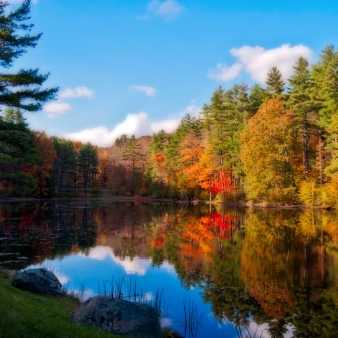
[{"left": 0, "top": 201, "right": 337, "bottom": 337}]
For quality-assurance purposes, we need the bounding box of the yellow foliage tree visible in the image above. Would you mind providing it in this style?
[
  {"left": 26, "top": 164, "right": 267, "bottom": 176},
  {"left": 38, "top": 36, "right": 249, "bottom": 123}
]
[{"left": 240, "top": 98, "right": 299, "bottom": 204}]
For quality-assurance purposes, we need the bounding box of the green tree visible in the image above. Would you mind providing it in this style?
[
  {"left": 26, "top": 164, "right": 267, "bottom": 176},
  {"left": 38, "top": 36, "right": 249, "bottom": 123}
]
[
  {"left": 0, "top": 110, "right": 37, "bottom": 196},
  {"left": 0, "top": 0, "right": 57, "bottom": 112},
  {"left": 311, "top": 46, "right": 338, "bottom": 183},
  {"left": 311, "top": 45, "right": 338, "bottom": 129},
  {"left": 123, "top": 135, "right": 142, "bottom": 193},
  {"left": 3, "top": 107, "right": 27, "bottom": 124},
  {"left": 78, "top": 143, "right": 98, "bottom": 195},
  {"left": 266, "top": 67, "right": 285, "bottom": 96},
  {"left": 52, "top": 138, "right": 78, "bottom": 194},
  {"left": 288, "top": 57, "right": 319, "bottom": 179},
  {"left": 249, "top": 84, "right": 268, "bottom": 111}
]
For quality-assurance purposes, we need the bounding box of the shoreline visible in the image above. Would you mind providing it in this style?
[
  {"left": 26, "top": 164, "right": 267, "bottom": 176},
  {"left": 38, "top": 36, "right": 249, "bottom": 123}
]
[{"left": 0, "top": 195, "right": 335, "bottom": 210}]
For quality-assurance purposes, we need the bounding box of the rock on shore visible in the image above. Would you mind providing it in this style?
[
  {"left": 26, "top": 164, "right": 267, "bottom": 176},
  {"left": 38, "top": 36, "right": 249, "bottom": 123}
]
[
  {"left": 71, "top": 295, "right": 161, "bottom": 338},
  {"left": 12, "top": 268, "right": 63, "bottom": 295}
]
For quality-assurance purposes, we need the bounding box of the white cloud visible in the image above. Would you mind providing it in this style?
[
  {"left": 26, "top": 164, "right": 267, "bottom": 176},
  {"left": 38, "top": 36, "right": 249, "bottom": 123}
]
[
  {"left": 64, "top": 103, "right": 201, "bottom": 147},
  {"left": 161, "top": 260, "right": 176, "bottom": 274},
  {"left": 150, "top": 118, "right": 181, "bottom": 134},
  {"left": 148, "top": 0, "right": 185, "bottom": 21},
  {"left": 208, "top": 63, "right": 242, "bottom": 81},
  {"left": 209, "top": 44, "right": 313, "bottom": 84},
  {"left": 59, "top": 86, "right": 96, "bottom": 99},
  {"left": 43, "top": 102, "right": 72, "bottom": 119},
  {"left": 65, "top": 111, "right": 182, "bottom": 147},
  {"left": 179, "top": 104, "right": 202, "bottom": 117},
  {"left": 130, "top": 85, "right": 157, "bottom": 96}
]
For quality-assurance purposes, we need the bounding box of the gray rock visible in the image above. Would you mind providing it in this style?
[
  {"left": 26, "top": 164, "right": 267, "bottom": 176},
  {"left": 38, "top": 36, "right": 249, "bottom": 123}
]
[
  {"left": 12, "top": 268, "right": 62, "bottom": 295},
  {"left": 71, "top": 296, "right": 161, "bottom": 338}
]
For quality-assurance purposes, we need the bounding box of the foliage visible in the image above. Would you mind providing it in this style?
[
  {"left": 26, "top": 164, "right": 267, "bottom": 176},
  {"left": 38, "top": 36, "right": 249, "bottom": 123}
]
[
  {"left": 0, "top": 270, "right": 120, "bottom": 338},
  {"left": 78, "top": 143, "right": 98, "bottom": 195},
  {"left": 32, "top": 131, "right": 57, "bottom": 196},
  {"left": 299, "top": 179, "right": 320, "bottom": 206},
  {"left": 0, "top": 0, "right": 57, "bottom": 111},
  {"left": 240, "top": 98, "right": 298, "bottom": 204},
  {"left": 91, "top": 187, "right": 101, "bottom": 195}
]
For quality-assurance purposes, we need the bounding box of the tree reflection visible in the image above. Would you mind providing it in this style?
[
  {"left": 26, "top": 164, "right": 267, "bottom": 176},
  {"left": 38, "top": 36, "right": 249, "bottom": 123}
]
[{"left": 1, "top": 202, "right": 338, "bottom": 337}]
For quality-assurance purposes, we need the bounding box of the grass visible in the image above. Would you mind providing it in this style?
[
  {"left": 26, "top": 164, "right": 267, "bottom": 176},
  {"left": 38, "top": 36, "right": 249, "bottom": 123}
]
[{"left": 0, "top": 270, "right": 121, "bottom": 338}]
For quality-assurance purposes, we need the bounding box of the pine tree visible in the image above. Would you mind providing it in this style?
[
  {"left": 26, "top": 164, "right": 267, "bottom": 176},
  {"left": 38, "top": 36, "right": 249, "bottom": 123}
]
[
  {"left": 288, "top": 57, "right": 319, "bottom": 179},
  {"left": 123, "top": 135, "right": 141, "bottom": 192},
  {"left": 312, "top": 46, "right": 338, "bottom": 182},
  {"left": 78, "top": 143, "right": 98, "bottom": 195},
  {"left": 0, "top": 0, "right": 57, "bottom": 112},
  {"left": 0, "top": 109, "right": 37, "bottom": 196},
  {"left": 266, "top": 67, "right": 285, "bottom": 96},
  {"left": 52, "top": 138, "right": 78, "bottom": 194}
]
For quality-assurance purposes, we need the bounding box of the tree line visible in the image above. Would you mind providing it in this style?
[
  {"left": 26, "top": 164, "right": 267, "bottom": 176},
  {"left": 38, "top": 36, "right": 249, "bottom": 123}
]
[
  {"left": 146, "top": 48, "right": 338, "bottom": 207},
  {"left": 1, "top": 1, "right": 338, "bottom": 206},
  {"left": 2, "top": 48, "right": 338, "bottom": 206}
]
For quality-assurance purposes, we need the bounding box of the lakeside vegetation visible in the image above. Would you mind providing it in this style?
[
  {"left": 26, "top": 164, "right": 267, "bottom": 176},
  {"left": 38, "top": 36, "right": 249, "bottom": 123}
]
[
  {"left": 0, "top": 0, "right": 338, "bottom": 207},
  {"left": 2, "top": 51, "right": 338, "bottom": 207},
  {"left": 0, "top": 270, "right": 121, "bottom": 338}
]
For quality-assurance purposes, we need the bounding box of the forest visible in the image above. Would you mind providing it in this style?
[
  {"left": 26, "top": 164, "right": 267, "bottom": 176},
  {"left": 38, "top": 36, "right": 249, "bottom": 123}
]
[
  {"left": 2, "top": 47, "right": 338, "bottom": 207},
  {"left": 1, "top": 1, "right": 338, "bottom": 206}
]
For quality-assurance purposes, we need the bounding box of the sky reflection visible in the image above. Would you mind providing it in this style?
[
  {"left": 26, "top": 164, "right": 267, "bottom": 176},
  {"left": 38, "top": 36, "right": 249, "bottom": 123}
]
[{"left": 27, "top": 245, "right": 236, "bottom": 338}]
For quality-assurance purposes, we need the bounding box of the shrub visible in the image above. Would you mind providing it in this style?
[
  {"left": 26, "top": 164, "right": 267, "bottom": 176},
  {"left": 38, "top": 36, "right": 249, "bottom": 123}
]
[{"left": 91, "top": 187, "right": 101, "bottom": 195}]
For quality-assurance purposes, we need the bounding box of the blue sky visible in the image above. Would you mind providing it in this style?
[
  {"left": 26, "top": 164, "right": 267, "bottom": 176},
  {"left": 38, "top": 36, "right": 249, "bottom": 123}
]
[{"left": 6, "top": 0, "right": 338, "bottom": 146}]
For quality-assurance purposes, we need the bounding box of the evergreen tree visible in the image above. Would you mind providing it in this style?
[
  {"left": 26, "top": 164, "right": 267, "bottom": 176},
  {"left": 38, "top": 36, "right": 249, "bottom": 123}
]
[
  {"left": 288, "top": 57, "right": 319, "bottom": 179},
  {"left": 0, "top": 110, "right": 37, "bottom": 196},
  {"left": 3, "top": 107, "right": 27, "bottom": 125},
  {"left": 78, "top": 143, "right": 98, "bottom": 195},
  {"left": 52, "top": 138, "right": 78, "bottom": 194},
  {"left": 266, "top": 67, "right": 285, "bottom": 96},
  {"left": 0, "top": 0, "right": 57, "bottom": 112},
  {"left": 312, "top": 46, "right": 338, "bottom": 182},
  {"left": 311, "top": 45, "right": 338, "bottom": 129},
  {"left": 123, "top": 135, "right": 141, "bottom": 192},
  {"left": 202, "top": 86, "right": 228, "bottom": 168},
  {"left": 249, "top": 84, "right": 268, "bottom": 112}
]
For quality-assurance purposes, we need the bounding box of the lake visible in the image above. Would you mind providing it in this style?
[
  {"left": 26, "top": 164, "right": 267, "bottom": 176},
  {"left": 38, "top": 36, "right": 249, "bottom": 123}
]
[{"left": 0, "top": 200, "right": 337, "bottom": 338}]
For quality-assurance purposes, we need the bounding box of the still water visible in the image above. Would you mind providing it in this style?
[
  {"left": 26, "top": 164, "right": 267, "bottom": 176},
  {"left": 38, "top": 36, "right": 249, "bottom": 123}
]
[{"left": 0, "top": 200, "right": 337, "bottom": 338}]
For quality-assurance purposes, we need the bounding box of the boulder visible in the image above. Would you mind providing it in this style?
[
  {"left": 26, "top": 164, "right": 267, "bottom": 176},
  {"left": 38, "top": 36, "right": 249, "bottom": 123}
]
[
  {"left": 71, "top": 296, "right": 161, "bottom": 338},
  {"left": 12, "top": 268, "right": 62, "bottom": 295}
]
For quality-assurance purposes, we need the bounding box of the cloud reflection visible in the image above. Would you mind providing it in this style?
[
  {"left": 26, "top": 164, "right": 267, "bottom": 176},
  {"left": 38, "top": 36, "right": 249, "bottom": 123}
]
[{"left": 79, "top": 246, "right": 152, "bottom": 276}]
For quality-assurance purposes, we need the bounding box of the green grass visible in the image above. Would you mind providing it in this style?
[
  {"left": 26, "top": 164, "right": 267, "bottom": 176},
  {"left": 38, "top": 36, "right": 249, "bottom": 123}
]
[{"left": 0, "top": 270, "right": 121, "bottom": 338}]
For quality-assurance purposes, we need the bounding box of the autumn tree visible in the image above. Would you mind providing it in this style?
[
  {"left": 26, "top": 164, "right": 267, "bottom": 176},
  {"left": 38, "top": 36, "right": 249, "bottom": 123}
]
[
  {"left": 240, "top": 98, "right": 298, "bottom": 204},
  {"left": 97, "top": 149, "right": 110, "bottom": 187},
  {"left": 147, "top": 130, "right": 168, "bottom": 195}
]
